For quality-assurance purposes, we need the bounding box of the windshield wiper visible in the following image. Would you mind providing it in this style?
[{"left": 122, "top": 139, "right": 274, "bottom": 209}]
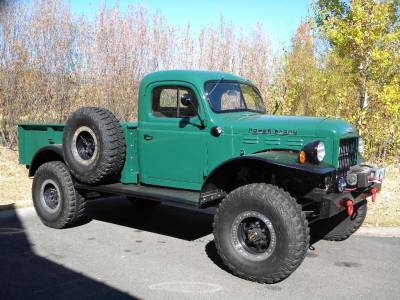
[{"left": 206, "top": 76, "right": 224, "bottom": 98}]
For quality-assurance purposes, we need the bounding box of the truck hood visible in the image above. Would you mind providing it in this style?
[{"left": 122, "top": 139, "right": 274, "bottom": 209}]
[{"left": 217, "top": 113, "right": 357, "bottom": 138}]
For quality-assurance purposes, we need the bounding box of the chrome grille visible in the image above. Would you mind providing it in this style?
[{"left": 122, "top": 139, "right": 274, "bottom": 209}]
[{"left": 338, "top": 137, "right": 358, "bottom": 172}]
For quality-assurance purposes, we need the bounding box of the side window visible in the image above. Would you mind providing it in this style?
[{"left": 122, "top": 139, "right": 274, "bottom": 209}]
[
  {"left": 155, "top": 88, "right": 178, "bottom": 117},
  {"left": 152, "top": 86, "right": 198, "bottom": 118}
]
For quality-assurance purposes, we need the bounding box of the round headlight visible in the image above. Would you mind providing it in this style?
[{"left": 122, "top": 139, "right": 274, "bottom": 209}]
[
  {"left": 358, "top": 137, "right": 364, "bottom": 155},
  {"left": 316, "top": 141, "right": 325, "bottom": 162},
  {"left": 300, "top": 140, "right": 326, "bottom": 164}
]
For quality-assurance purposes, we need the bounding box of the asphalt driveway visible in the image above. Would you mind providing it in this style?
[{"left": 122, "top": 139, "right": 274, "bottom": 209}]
[{"left": 1, "top": 197, "right": 399, "bottom": 300}]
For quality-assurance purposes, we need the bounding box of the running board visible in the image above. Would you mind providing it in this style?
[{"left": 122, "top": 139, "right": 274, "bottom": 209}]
[{"left": 75, "top": 182, "right": 200, "bottom": 207}]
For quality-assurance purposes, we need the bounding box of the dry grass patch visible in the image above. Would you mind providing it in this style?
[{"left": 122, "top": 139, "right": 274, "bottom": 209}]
[
  {"left": 0, "top": 147, "right": 32, "bottom": 207},
  {"left": 365, "top": 164, "right": 400, "bottom": 226}
]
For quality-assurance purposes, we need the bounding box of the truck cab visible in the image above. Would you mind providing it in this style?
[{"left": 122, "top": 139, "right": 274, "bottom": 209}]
[{"left": 18, "top": 70, "right": 384, "bottom": 284}]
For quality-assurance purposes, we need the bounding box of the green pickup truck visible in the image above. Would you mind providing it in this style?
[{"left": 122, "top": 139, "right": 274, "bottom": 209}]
[{"left": 18, "top": 70, "right": 384, "bottom": 283}]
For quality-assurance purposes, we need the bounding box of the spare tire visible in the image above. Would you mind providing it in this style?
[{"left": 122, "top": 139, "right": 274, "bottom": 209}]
[{"left": 63, "top": 107, "right": 125, "bottom": 184}]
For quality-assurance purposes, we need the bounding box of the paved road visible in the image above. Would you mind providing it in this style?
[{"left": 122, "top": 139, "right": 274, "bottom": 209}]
[{"left": 1, "top": 197, "right": 399, "bottom": 300}]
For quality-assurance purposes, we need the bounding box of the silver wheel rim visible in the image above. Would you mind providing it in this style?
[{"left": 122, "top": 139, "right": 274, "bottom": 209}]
[
  {"left": 71, "top": 126, "right": 98, "bottom": 166},
  {"left": 231, "top": 210, "right": 276, "bottom": 261},
  {"left": 40, "top": 179, "right": 61, "bottom": 214}
]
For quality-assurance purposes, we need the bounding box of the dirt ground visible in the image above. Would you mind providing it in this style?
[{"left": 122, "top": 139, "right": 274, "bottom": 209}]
[{"left": 0, "top": 147, "right": 399, "bottom": 225}]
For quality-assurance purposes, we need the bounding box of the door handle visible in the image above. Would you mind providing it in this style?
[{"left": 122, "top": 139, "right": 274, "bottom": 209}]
[{"left": 144, "top": 134, "right": 153, "bottom": 141}]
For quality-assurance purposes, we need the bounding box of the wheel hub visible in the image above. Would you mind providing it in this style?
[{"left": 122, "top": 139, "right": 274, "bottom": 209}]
[
  {"left": 77, "top": 132, "right": 95, "bottom": 160},
  {"left": 231, "top": 211, "right": 276, "bottom": 261},
  {"left": 71, "top": 126, "right": 98, "bottom": 166},
  {"left": 247, "top": 227, "right": 263, "bottom": 242},
  {"left": 43, "top": 186, "right": 59, "bottom": 209},
  {"left": 40, "top": 179, "right": 61, "bottom": 214}
]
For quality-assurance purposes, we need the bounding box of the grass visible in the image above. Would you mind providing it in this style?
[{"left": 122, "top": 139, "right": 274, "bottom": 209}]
[
  {"left": 364, "top": 163, "right": 400, "bottom": 226},
  {"left": 0, "top": 147, "right": 32, "bottom": 208},
  {"left": 0, "top": 147, "right": 399, "bottom": 225}
]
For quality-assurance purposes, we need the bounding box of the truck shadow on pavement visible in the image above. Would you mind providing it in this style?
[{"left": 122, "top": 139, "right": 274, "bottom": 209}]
[
  {"left": 90, "top": 197, "right": 236, "bottom": 277},
  {"left": 90, "top": 197, "right": 215, "bottom": 241},
  {"left": 0, "top": 204, "right": 138, "bottom": 300},
  {"left": 88, "top": 197, "right": 327, "bottom": 277}
]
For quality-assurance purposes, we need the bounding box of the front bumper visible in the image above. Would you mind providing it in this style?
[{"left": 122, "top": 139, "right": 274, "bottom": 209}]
[
  {"left": 318, "top": 182, "right": 381, "bottom": 219},
  {"left": 341, "top": 164, "right": 385, "bottom": 190},
  {"left": 308, "top": 165, "right": 384, "bottom": 220}
]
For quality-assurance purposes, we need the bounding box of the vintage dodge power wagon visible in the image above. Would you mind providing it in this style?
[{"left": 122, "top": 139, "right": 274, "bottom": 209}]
[{"left": 18, "top": 70, "right": 384, "bottom": 283}]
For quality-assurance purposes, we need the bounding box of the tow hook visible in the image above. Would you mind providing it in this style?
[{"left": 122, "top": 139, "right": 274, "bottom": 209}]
[
  {"left": 370, "top": 188, "right": 377, "bottom": 203},
  {"left": 345, "top": 200, "right": 354, "bottom": 216}
]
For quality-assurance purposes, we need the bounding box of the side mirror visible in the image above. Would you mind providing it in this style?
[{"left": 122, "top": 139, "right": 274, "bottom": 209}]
[
  {"left": 179, "top": 93, "right": 205, "bottom": 129},
  {"left": 180, "top": 94, "right": 192, "bottom": 107}
]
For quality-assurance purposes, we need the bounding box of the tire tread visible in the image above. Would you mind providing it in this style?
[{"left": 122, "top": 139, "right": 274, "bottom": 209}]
[
  {"left": 33, "top": 161, "right": 89, "bottom": 229},
  {"left": 213, "top": 183, "right": 309, "bottom": 284},
  {"left": 63, "top": 107, "right": 126, "bottom": 184},
  {"left": 323, "top": 201, "right": 367, "bottom": 241}
]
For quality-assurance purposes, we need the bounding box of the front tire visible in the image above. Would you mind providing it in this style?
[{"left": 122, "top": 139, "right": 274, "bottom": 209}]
[
  {"left": 312, "top": 200, "right": 367, "bottom": 242},
  {"left": 213, "top": 183, "right": 309, "bottom": 283},
  {"left": 32, "top": 161, "right": 89, "bottom": 229}
]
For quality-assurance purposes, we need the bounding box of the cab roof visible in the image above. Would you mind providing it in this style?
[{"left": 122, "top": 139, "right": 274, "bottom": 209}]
[{"left": 140, "top": 70, "right": 250, "bottom": 90}]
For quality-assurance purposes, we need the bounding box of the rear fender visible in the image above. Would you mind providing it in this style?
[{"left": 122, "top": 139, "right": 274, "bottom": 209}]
[{"left": 29, "top": 144, "right": 64, "bottom": 176}]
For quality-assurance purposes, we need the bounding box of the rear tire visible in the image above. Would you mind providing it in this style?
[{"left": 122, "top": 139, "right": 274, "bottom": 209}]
[
  {"left": 32, "top": 161, "right": 89, "bottom": 229},
  {"left": 63, "top": 107, "right": 125, "bottom": 184},
  {"left": 213, "top": 183, "right": 309, "bottom": 283},
  {"left": 313, "top": 200, "right": 367, "bottom": 242}
]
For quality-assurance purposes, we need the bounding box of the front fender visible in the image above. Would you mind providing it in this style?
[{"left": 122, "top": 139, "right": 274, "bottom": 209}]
[
  {"left": 201, "top": 150, "right": 336, "bottom": 193},
  {"left": 251, "top": 151, "right": 336, "bottom": 175}
]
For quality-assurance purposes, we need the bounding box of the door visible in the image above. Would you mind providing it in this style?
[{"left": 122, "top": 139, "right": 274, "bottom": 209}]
[{"left": 138, "top": 82, "right": 207, "bottom": 190}]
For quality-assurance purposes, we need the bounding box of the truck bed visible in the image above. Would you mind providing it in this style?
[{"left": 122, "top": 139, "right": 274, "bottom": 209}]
[
  {"left": 18, "top": 123, "right": 64, "bottom": 165},
  {"left": 18, "top": 122, "right": 139, "bottom": 184}
]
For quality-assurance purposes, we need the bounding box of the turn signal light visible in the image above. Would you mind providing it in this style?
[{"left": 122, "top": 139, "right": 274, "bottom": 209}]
[{"left": 298, "top": 150, "right": 306, "bottom": 164}]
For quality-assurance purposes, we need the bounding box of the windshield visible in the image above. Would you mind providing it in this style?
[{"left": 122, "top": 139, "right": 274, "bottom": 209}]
[{"left": 205, "top": 81, "right": 266, "bottom": 113}]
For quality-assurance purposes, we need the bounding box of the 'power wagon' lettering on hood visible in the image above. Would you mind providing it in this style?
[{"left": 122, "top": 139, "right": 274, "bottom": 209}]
[{"left": 248, "top": 128, "right": 298, "bottom": 136}]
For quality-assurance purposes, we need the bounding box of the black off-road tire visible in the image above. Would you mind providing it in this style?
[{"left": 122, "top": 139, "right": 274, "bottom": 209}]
[
  {"left": 63, "top": 107, "right": 125, "bottom": 184},
  {"left": 213, "top": 183, "right": 309, "bottom": 284},
  {"left": 127, "top": 197, "right": 161, "bottom": 208},
  {"left": 32, "top": 161, "right": 89, "bottom": 229},
  {"left": 315, "top": 200, "right": 367, "bottom": 242}
]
